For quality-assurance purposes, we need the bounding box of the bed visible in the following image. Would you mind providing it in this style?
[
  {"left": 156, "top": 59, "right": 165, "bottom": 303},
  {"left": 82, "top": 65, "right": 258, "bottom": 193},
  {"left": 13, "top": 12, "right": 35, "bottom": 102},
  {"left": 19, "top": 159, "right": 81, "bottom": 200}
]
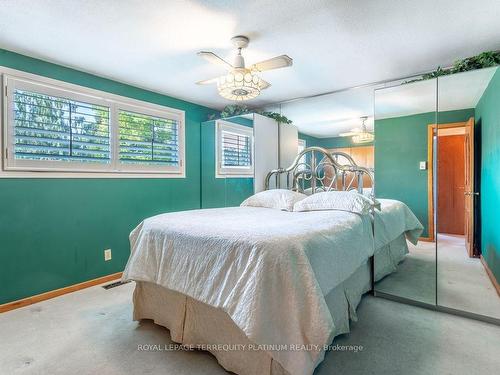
[{"left": 122, "top": 147, "right": 422, "bottom": 375}]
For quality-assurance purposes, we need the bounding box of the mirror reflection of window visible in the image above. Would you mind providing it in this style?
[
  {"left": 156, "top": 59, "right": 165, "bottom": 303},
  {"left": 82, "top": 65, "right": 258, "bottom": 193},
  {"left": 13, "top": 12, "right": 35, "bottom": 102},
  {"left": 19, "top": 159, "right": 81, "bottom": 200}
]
[
  {"left": 216, "top": 120, "right": 254, "bottom": 178},
  {"left": 298, "top": 138, "right": 306, "bottom": 154},
  {"left": 297, "top": 139, "right": 307, "bottom": 171}
]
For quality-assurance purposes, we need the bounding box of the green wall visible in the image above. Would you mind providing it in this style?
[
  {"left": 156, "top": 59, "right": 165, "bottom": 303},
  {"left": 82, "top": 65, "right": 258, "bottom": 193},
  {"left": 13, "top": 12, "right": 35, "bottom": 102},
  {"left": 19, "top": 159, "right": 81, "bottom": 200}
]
[
  {"left": 476, "top": 69, "right": 500, "bottom": 284},
  {"left": 201, "top": 117, "right": 254, "bottom": 208},
  {"left": 375, "top": 109, "right": 474, "bottom": 237},
  {"left": 0, "top": 49, "right": 218, "bottom": 304},
  {"left": 298, "top": 132, "right": 319, "bottom": 148}
]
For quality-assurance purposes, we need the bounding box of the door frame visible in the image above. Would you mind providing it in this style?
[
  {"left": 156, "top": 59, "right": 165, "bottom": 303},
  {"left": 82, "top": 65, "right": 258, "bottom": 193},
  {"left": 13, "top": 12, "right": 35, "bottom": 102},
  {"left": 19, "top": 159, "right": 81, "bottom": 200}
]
[{"left": 427, "top": 120, "right": 470, "bottom": 243}]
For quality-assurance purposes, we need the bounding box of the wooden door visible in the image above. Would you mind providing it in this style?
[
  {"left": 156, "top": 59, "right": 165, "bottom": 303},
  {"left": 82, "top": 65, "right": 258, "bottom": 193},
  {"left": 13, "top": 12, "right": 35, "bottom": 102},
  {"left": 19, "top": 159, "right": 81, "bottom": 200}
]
[
  {"left": 437, "top": 134, "right": 465, "bottom": 234},
  {"left": 464, "top": 118, "right": 475, "bottom": 257}
]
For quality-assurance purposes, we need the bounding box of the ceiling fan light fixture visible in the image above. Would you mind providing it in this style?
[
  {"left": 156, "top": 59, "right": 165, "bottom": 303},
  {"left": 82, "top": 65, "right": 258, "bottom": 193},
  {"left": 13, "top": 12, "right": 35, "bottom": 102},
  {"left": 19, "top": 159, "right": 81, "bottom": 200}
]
[
  {"left": 197, "top": 36, "right": 292, "bottom": 101},
  {"left": 352, "top": 132, "right": 374, "bottom": 144},
  {"left": 217, "top": 69, "right": 262, "bottom": 101}
]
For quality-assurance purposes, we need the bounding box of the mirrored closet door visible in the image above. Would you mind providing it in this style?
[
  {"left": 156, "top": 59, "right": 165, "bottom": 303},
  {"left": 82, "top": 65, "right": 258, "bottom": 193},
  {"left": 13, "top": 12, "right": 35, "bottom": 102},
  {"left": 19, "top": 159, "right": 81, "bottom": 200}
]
[
  {"left": 436, "top": 67, "right": 500, "bottom": 320},
  {"left": 373, "top": 66, "right": 500, "bottom": 323},
  {"left": 373, "top": 78, "right": 438, "bottom": 306}
]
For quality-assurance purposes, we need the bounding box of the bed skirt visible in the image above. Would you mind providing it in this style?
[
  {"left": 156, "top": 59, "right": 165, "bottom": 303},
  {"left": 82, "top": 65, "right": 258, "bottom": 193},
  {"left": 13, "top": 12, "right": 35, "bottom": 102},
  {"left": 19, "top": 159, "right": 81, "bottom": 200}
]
[
  {"left": 132, "top": 260, "right": 372, "bottom": 375},
  {"left": 374, "top": 233, "right": 409, "bottom": 282}
]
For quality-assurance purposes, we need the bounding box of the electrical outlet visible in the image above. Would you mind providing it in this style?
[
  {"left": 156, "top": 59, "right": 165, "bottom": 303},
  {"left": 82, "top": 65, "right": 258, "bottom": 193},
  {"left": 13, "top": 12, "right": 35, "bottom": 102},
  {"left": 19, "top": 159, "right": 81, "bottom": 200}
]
[{"left": 104, "top": 249, "right": 112, "bottom": 261}]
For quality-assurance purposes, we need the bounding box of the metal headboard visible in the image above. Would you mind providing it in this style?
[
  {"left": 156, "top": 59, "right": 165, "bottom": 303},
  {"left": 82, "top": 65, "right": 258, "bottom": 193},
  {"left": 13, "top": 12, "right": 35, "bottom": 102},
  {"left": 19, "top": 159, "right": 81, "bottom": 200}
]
[
  {"left": 265, "top": 146, "right": 377, "bottom": 292},
  {"left": 265, "top": 146, "right": 374, "bottom": 197}
]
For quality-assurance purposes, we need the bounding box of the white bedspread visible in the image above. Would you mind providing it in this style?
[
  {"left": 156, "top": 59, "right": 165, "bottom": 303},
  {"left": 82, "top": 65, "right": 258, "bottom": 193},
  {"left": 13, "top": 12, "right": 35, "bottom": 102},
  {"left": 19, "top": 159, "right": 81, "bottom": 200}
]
[
  {"left": 374, "top": 199, "right": 424, "bottom": 249},
  {"left": 123, "top": 207, "right": 373, "bottom": 375}
]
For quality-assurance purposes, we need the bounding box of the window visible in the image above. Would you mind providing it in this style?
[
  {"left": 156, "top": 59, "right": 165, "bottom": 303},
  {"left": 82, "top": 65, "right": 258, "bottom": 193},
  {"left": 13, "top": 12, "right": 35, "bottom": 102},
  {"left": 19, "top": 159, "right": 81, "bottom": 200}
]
[
  {"left": 3, "top": 74, "right": 185, "bottom": 176},
  {"left": 216, "top": 120, "right": 253, "bottom": 177},
  {"left": 117, "top": 107, "right": 181, "bottom": 173}
]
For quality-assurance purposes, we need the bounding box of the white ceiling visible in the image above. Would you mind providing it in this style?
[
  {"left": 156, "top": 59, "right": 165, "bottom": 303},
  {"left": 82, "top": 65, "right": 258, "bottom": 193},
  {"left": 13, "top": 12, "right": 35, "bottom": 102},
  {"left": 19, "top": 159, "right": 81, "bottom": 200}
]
[
  {"left": 375, "top": 67, "right": 497, "bottom": 120},
  {"left": 0, "top": 0, "right": 499, "bottom": 111},
  {"left": 280, "top": 67, "right": 496, "bottom": 138},
  {"left": 279, "top": 85, "right": 378, "bottom": 138}
]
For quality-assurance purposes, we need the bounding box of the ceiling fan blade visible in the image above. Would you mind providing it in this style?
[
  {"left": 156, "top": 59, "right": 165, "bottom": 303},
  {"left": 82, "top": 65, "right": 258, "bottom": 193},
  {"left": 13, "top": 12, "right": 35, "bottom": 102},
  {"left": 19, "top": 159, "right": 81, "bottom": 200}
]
[
  {"left": 197, "top": 51, "right": 233, "bottom": 71},
  {"left": 259, "top": 79, "right": 271, "bottom": 90},
  {"left": 196, "top": 77, "right": 219, "bottom": 85},
  {"left": 250, "top": 55, "right": 293, "bottom": 72}
]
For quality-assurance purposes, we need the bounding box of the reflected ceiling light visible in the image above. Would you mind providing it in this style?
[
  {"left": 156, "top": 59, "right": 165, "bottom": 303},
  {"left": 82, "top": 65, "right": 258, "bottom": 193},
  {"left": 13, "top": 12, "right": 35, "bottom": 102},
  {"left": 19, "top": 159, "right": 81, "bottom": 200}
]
[
  {"left": 196, "top": 36, "right": 293, "bottom": 101},
  {"left": 352, "top": 131, "right": 375, "bottom": 144},
  {"left": 339, "top": 116, "right": 374, "bottom": 144}
]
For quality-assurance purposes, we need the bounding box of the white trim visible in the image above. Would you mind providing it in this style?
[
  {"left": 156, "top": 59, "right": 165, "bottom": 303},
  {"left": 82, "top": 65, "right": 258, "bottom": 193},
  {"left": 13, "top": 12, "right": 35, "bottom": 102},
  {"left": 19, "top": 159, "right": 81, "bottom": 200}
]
[
  {"left": 0, "top": 171, "right": 187, "bottom": 179},
  {"left": 215, "top": 120, "right": 254, "bottom": 179},
  {"left": 298, "top": 138, "right": 306, "bottom": 152},
  {"left": 0, "top": 66, "right": 186, "bottom": 178}
]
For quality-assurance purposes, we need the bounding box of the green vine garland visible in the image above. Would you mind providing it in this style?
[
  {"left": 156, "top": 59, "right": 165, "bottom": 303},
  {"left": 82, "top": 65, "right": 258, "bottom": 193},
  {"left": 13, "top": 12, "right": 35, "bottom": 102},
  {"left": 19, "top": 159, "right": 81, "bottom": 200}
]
[
  {"left": 406, "top": 50, "right": 500, "bottom": 83},
  {"left": 209, "top": 104, "right": 293, "bottom": 124}
]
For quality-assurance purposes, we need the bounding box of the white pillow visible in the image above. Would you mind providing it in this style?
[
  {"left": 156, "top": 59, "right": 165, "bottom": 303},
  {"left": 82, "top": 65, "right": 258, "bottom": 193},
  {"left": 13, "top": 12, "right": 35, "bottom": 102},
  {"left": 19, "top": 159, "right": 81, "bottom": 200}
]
[
  {"left": 293, "top": 191, "right": 373, "bottom": 214},
  {"left": 348, "top": 188, "right": 374, "bottom": 201},
  {"left": 240, "top": 189, "right": 307, "bottom": 212},
  {"left": 303, "top": 187, "right": 326, "bottom": 196},
  {"left": 362, "top": 187, "right": 373, "bottom": 198}
]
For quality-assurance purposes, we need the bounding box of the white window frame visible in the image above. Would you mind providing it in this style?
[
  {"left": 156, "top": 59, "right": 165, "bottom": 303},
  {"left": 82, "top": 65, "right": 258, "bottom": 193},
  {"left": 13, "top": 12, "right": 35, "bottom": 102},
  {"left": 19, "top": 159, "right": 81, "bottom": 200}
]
[
  {"left": 1, "top": 68, "right": 185, "bottom": 178},
  {"left": 215, "top": 120, "right": 254, "bottom": 178},
  {"left": 298, "top": 138, "right": 306, "bottom": 153},
  {"left": 297, "top": 138, "right": 307, "bottom": 171},
  {"left": 115, "top": 102, "right": 184, "bottom": 174}
]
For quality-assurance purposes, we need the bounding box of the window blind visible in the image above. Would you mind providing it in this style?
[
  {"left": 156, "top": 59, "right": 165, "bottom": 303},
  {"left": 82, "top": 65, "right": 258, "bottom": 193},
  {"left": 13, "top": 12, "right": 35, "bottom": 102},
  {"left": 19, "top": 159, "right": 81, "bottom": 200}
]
[
  {"left": 13, "top": 89, "right": 111, "bottom": 163},
  {"left": 221, "top": 130, "right": 252, "bottom": 167},
  {"left": 118, "top": 110, "right": 179, "bottom": 166}
]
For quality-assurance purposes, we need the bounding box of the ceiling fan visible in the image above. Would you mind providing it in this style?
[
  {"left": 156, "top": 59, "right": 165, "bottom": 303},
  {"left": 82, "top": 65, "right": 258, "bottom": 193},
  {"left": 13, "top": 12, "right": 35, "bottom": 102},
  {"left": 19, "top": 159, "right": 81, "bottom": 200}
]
[
  {"left": 339, "top": 116, "right": 374, "bottom": 144},
  {"left": 196, "top": 35, "right": 293, "bottom": 101}
]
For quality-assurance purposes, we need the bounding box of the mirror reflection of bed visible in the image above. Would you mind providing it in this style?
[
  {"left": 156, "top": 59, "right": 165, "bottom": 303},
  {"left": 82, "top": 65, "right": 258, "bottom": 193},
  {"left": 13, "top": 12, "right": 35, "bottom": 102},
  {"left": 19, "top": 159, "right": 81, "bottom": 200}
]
[{"left": 328, "top": 146, "right": 374, "bottom": 191}]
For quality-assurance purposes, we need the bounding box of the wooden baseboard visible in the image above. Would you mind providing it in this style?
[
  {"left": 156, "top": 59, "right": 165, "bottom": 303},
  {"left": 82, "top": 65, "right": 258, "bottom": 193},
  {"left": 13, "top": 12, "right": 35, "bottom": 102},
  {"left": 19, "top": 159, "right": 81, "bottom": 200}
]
[
  {"left": 480, "top": 256, "right": 500, "bottom": 297},
  {"left": 0, "top": 272, "right": 123, "bottom": 313}
]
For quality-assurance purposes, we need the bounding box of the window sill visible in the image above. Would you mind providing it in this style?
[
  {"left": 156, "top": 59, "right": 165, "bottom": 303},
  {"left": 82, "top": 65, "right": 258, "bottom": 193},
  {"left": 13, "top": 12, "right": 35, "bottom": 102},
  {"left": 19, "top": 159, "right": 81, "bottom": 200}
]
[
  {"left": 0, "top": 170, "right": 186, "bottom": 179},
  {"left": 215, "top": 174, "right": 254, "bottom": 179}
]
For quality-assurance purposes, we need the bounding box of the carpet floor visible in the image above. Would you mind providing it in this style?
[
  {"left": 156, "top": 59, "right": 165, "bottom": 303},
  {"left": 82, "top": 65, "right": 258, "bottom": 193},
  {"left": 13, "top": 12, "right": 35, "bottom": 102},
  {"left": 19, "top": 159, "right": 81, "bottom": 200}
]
[
  {"left": 1, "top": 281, "right": 499, "bottom": 375},
  {"left": 375, "top": 234, "right": 500, "bottom": 319}
]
